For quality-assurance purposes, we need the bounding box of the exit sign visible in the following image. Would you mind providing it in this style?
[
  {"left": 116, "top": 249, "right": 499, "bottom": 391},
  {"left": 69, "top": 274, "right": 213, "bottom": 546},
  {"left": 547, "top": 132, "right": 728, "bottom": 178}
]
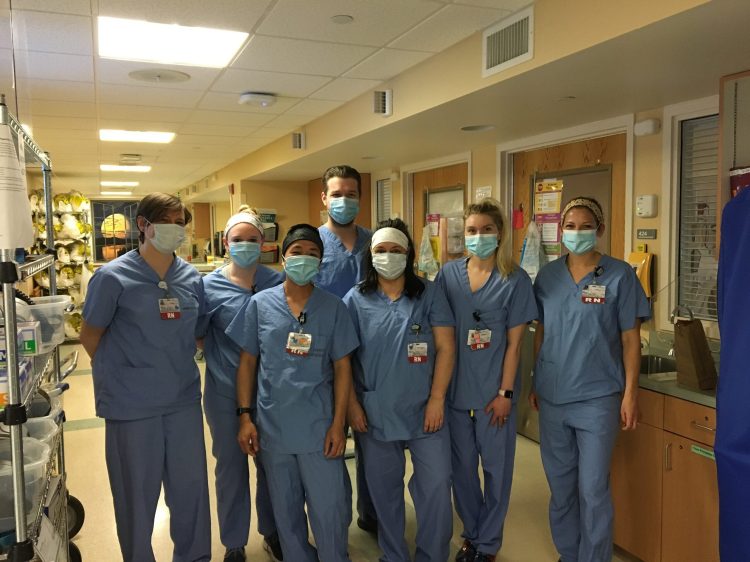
[{"left": 637, "top": 229, "right": 657, "bottom": 239}]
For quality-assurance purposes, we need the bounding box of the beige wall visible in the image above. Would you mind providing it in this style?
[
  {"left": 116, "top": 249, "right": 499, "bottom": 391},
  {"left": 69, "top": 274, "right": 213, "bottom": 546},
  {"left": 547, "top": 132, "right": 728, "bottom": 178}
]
[
  {"left": 239, "top": 180, "right": 309, "bottom": 243},
  {"left": 213, "top": 201, "right": 232, "bottom": 231},
  {"left": 471, "top": 144, "right": 497, "bottom": 203}
]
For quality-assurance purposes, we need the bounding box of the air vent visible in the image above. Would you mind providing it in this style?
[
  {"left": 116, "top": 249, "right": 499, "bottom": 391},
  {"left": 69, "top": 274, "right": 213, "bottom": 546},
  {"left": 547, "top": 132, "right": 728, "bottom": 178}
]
[
  {"left": 373, "top": 89, "right": 393, "bottom": 117},
  {"left": 119, "top": 153, "right": 142, "bottom": 163},
  {"left": 291, "top": 131, "right": 306, "bottom": 150},
  {"left": 482, "top": 6, "right": 533, "bottom": 78}
]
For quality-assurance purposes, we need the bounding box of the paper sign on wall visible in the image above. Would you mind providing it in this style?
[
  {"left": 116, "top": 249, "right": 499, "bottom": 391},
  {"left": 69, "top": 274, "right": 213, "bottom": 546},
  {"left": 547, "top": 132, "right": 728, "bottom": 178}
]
[
  {"left": 534, "top": 180, "right": 564, "bottom": 259},
  {"left": 475, "top": 185, "right": 492, "bottom": 201},
  {"left": 0, "top": 123, "right": 35, "bottom": 250}
]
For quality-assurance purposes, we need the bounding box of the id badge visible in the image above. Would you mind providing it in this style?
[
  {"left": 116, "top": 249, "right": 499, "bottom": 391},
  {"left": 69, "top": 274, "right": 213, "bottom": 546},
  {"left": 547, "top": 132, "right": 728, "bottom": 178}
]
[
  {"left": 159, "top": 298, "right": 181, "bottom": 320},
  {"left": 407, "top": 342, "right": 428, "bottom": 363},
  {"left": 286, "top": 332, "right": 312, "bottom": 356},
  {"left": 467, "top": 329, "right": 491, "bottom": 350},
  {"left": 582, "top": 284, "right": 606, "bottom": 304}
]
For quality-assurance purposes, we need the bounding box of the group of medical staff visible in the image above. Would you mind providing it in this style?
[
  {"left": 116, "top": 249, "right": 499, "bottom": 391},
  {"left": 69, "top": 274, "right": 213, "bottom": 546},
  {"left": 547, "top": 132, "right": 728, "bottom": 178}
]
[{"left": 79, "top": 164, "right": 649, "bottom": 562}]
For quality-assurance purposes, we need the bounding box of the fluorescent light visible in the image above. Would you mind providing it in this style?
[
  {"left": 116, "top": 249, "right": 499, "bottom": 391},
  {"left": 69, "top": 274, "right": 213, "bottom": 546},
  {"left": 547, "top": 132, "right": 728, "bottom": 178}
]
[
  {"left": 100, "top": 191, "right": 133, "bottom": 196},
  {"left": 97, "top": 16, "right": 248, "bottom": 68},
  {"left": 100, "top": 164, "right": 152, "bottom": 173},
  {"left": 101, "top": 181, "right": 139, "bottom": 187},
  {"left": 99, "top": 129, "right": 175, "bottom": 143}
]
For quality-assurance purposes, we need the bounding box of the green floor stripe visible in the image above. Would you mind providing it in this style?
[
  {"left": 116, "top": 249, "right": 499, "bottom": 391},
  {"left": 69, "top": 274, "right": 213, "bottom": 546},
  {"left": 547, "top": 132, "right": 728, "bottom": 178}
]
[{"left": 64, "top": 417, "right": 104, "bottom": 431}]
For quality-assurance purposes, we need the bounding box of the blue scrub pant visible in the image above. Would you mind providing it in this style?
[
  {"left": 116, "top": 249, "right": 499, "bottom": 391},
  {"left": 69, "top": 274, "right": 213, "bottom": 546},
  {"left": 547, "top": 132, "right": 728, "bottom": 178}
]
[
  {"left": 449, "top": 406, "right": 517, "bottom": 556},
  {"left": 359, "top": 427, "right": 452, "bottom": 562},
  {"left": 262, "top": 448, "right": 351, "bottom": 562},
  {"left": 538, "top": 394, "right": 621, "bottom": 562},
  {"left": 105, "top": 404, "right": 211, "bottom": 562},
  {"left": 203, "top": 387, "right": 277, "bottom": 548},
  {"left": 354, "top": 432, "right": 378, "bottom": 521}
]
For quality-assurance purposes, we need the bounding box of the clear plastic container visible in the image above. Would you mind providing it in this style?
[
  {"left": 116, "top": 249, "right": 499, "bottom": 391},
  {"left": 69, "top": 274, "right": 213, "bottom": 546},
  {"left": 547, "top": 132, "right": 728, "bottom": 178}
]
[
  {"left": 23, "top": 418, "right": 59, "bottom": 451},
  {"left": 27, "top": 393, "right": 63, "bottom": 424},
  {"left": 25, "top": 296, "right": 71, "bottom": 353},
  {"left": 0, "top": 437, "right": 51, "bottom": 521}
]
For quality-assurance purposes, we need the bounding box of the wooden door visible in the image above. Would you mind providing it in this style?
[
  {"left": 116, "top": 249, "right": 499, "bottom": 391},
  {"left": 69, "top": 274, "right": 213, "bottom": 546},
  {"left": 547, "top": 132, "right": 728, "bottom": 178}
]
[
  {"left": 411, "top": 162, "right": 468, "bottom": 251},
  {"left": 661, "top": 432, "right": 720, "bottom": 562}
]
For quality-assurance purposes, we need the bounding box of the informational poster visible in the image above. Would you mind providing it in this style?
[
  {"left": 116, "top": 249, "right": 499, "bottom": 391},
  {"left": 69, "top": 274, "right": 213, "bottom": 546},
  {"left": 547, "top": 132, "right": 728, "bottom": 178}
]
[
  {"left": 0, "top": 123, "right": 35, "bottom": 250},
  {"left": 474, "top": 185, "right": 492, "bottom": 201},
  {"left": 534, "top": 179, "right": 564, "bottom": 259}
]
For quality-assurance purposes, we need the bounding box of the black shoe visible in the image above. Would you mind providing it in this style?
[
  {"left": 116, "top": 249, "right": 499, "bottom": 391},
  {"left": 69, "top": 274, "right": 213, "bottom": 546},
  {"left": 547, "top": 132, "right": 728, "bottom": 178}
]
[
  {"left": 356, "top": 516, "right": 378, "bottom": 536},
  {"left": 263, "top": 534, "right": 284, "bottom": 561},
  {"left": 472, "top": 553, "right": 496, "bottom": 562},
  {"left": 456, "top": 540, "right": 477, "bottom": 562},
  {"left": 224, "top": 547, "right": 246, "bottom": 562}
]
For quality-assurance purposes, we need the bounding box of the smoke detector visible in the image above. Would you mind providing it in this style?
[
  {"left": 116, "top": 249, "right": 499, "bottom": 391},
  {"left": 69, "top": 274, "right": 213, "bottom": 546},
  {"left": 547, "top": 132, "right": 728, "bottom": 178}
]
[{"left": 238, "top": 91, "right": 277, "bottom": 108}]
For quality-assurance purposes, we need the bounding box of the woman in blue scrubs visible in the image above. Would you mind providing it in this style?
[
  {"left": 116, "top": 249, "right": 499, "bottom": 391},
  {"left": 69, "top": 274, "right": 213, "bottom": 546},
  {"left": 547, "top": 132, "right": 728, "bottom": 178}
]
[
  {"left": 343, "top": 219, "right": 456, "bottom": 562},
  {"left": 79, "top": 192, "right": 211, "bottom": 562},
  {"left": 228, "top": 224, "right": 358, "bottom": 562},
  {"left": 199, "top": 205, "right": 283, "bottom": 562},
  {"left": 436, "top": 198, "right": 537, "bottom": 562},
  {"left": 530, "top": 197, "right": 650, "bottom": 562}
]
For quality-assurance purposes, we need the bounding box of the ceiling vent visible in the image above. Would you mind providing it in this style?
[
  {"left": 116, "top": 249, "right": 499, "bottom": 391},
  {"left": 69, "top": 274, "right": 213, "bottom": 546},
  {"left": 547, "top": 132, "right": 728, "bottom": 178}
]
[
  {"left": 373, "top": 89, "right": 393, "bottom": 117},
  {"left": 119, "top": 153, "right": 142, "bottom": 163},
  {"left": 291, "top": 131, "right": 306, "bottom": 150},
  {"left": 482, "top": 5, "right": 533, "bottom": 78}
]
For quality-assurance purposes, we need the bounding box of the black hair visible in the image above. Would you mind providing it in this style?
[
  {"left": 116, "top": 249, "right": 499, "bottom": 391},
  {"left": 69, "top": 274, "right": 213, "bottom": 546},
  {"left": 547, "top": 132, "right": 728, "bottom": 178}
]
[
  {"left": 358, "top": 218, "right": 425, "bottom": 298},
  {"left": 323, "top": 165, "right": 361, "bottom": 196},
  {"left": 282, "top": 223, "right": 324, "bottom": 257},
  {"left": 136, "top": 192, "right": 192, "bottom": 243}
]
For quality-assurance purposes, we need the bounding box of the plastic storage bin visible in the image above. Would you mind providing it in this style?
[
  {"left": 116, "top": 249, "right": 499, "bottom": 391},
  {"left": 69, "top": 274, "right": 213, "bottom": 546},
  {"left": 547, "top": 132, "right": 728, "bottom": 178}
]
[
  {"left": 23, "top": 418, "right": 59, "bottom": 450},
  {"left": 0, "top": 438, "right": 51, "bottom": 522},
  {"left": 28, "top": 393, "right": 63, "bottom": 424},
  {"left": 26, "top": 296, "right": 71, "bottom": 353}
]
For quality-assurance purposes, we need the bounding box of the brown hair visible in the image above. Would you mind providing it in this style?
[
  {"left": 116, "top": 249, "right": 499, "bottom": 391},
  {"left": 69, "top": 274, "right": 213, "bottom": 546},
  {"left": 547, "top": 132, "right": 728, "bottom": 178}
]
[
  {"left": 464, "top": 197, "right": 514, "bottom": 278},
  {"left": 323, "top": 165, "right": 361, "bottom": 195},
  {"left": 136, "top": 192, "right": 192, "bottom": 243}
]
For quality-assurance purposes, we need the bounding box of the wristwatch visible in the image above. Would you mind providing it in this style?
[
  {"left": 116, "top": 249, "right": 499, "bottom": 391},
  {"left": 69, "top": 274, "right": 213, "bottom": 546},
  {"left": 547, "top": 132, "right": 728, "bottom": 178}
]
[
  {"left": 236, "top": 407, "right": 252, "bottom": 417},
  {"left": 497, "top": 389, "right": 514, "bottom": 399}
]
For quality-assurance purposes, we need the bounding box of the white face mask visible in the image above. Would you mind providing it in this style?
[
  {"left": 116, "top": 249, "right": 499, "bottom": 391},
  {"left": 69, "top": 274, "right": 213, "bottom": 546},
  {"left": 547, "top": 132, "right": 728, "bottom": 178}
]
[
  {"left": 147, "top": 221, "right": 185, "bottom": 255},
  {"left": 372, "top": 253, "right": 408, "bottom": 280}
]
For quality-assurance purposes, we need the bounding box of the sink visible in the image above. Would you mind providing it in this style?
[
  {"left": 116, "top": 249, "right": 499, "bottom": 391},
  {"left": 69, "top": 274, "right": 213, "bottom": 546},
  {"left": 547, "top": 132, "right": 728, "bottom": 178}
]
[{"left": 640, "top": 354, "right": 677, "bottom": 374}]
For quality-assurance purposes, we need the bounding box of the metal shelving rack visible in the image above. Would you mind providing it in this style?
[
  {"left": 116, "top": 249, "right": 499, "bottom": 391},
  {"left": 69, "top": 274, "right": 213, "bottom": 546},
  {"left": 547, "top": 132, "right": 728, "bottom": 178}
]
[{"left": 1, "top": 95, "right": 78, "bottom": 562}]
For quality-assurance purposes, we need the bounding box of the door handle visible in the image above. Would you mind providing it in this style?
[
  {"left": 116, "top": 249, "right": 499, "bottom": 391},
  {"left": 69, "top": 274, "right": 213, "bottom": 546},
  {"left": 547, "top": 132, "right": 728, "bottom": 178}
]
[
  {"left": 690, "top": 420, "right": 716, "bottom": 433},
  {"left": 664, "top": 442, "right": 673, "bottom": 471}
]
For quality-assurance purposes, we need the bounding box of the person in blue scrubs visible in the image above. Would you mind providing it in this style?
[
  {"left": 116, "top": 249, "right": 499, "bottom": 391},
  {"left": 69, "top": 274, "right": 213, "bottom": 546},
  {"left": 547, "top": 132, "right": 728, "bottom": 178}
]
[
  {"left": 343, "top": 219, "right": 456, "bottom": 562},
  {"left": 530, "top": 197, "right": 650, "bottom": 562},
  {"left": 228, "top": 224, "right": 358, "bottom": 562},
  {"left": 79, "top": 192, "right": 211, "bottom": 562},
  {"left": 436, "top": 198, "right": 537, "bottom": 562},
  {"left": 315, "top": 164, "right": 378, "bottom": 533},
  {"left": 199, "top": 205, "right": 284, "bottom": 562}
]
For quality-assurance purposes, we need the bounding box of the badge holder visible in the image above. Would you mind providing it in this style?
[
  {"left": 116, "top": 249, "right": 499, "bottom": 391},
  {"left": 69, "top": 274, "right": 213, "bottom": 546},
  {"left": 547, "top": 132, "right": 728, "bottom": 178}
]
[
  {"left": 467, "top": 310, "right": 491, "bottom": 350},
  {"left": 286, "top": 311, "right": 312, "bottom": 356},
  {"left": 407, "top": 323, "right": 428, "bottom": 363},
  {"left": 158, "top": 280, "right": 182, "bottom": 319}
]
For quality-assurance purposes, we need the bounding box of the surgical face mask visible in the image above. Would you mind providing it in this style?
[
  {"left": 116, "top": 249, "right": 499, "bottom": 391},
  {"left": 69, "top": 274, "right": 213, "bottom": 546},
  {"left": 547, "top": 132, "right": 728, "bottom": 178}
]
[
  {"left": 465, "top": 234, "right": 498, "bottom": 259},
  {"left": 328, "top": 197, "right": 359, "bottom": 225},
  {"left": 562, "top": 229, "right": 597, "bottom": 255},
  {"left": 284, "top": 255, "right": 321, "bottom": 285},
  {"left": 147, "top": 222, "right": 185, "bottom": 255},
  {"left": 372, "top": 252, "right": 408, "bottom": 280},
  {"left": 229, "top": 242, "right": 261, "bottom": 268}
]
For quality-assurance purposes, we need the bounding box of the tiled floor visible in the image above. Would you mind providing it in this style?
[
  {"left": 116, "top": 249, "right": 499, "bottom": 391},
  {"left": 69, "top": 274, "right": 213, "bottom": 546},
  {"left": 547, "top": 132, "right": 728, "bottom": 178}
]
[{"left": 58, "top": 344, "right": 634, "bottom": 561}]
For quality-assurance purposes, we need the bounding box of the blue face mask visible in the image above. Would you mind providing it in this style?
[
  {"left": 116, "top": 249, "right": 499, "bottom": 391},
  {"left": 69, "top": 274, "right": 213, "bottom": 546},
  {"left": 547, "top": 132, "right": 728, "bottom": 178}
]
[
  {"left": 229, "top": 242, "right": 261, "bottom": 268},
  {"left": 562, "top": 229, "right": 597, "bottom": 255},
  {"left": 328, "top": 197, "right": 359, "bottom": 225},
  {"left": 284, "top": 255, "right": 321, "bottom": 285},
  {"left": 465, "top": 234, "right": 498, "bottom": 259}
]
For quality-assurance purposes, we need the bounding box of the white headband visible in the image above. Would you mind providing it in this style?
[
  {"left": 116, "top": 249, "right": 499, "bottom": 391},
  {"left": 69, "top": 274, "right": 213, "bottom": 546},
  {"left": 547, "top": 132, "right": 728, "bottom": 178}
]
[
  {"left": 371, "top": 227, "right": 409, "bottom": 250},
  {"left": 224, "top": 212, "right": 265, "bottom": 238}
]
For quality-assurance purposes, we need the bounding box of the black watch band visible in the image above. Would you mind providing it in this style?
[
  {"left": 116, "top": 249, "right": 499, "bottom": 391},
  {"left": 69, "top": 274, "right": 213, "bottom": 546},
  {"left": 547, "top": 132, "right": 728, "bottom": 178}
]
[
  {"left": 497, "top": 389, "right": 514, "bottom": 399},
  {"left": 236, "top": 407, "right": 252, "bottom": 417}
]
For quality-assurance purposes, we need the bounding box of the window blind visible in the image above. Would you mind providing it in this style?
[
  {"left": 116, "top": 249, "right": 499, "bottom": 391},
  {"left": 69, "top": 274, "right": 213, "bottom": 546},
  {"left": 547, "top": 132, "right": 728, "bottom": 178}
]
[
  {"left": 376, "top": 179, "right": 392, "bottom": 224},
  {"left": 678, "top": 114, "right": 719, "bottom": 321}
]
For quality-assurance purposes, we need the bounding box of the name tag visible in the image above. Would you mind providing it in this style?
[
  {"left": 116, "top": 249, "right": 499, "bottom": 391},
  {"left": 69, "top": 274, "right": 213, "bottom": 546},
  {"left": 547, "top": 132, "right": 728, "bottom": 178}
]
[
  {"left": 407, "top": 342, "right": 428, "bottom": 363},
  {"left": 286, "top": 332, "right": 312, "bottom": 356},
  {"left": 582, "top": 284, "right": 606, "bottom": 304},
  {"left": 467, "top": 329, "right": 492, "bottom": 350},
  {"left": 159, "top": 298, "right": 181, "bottom": 320}
]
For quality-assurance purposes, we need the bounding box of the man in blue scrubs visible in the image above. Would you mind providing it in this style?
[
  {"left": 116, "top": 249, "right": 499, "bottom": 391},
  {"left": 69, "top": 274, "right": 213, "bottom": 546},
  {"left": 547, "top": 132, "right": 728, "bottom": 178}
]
[
  {"left": 80, "top": 193, "right": 210, "bottom": 562},
  {"left": 315, "top": 165, "right": 378, "bottom": 533},
  {"left": 229, "top": 224, "right": 358, "bottom": 562}
]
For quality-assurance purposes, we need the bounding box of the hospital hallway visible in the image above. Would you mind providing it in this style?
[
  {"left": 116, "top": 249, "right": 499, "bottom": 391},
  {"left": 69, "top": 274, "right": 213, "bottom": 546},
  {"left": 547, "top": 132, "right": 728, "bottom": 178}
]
[{"left": 59, "top": 342, "right": 635, "bottom": 562}]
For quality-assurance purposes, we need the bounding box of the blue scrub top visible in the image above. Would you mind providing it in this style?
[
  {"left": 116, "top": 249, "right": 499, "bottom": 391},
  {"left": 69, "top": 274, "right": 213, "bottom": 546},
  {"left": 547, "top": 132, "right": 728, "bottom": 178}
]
[
  {"left": 343, "top": 280, "right": 455, "bottom": 442},
  {"left": 436, "top": 258, "right": 538, "bottom": 410},
  {"left": 82, "top": 250, "right": 204, "bottom": 420},
  {"left": 227, "top": 285, "right": 359, "bottom": 455},
  {"left": 315, "top": 224, "right": 372, "bottom": 298},
  {"left": 533, "top": 254, "right": 651, "bottom": 405},
  {"left": 199, "top": 264, "right": 284, "bottom": 399}
]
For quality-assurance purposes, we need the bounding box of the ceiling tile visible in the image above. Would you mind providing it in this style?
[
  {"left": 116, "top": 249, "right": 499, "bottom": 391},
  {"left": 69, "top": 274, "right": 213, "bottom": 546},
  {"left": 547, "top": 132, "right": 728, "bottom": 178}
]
[
  {"left": 389, "top": 4, "right": 509, "bottom": 52},
  {"left": 187, "top": 109, "right": 275, "bottom": 128},
  {"left": 96, "top": 59, "right": 222, "bottom": 91},
  {"left": 344, "top": 48, "right": 433, "bottom": 80},
  {"left": 212, "top": 68, "right": 331, "bottom": 98},
  {"left": 452, "top": 0, "right": 529, "bottom": 10},
  {"left": 0, "top": 10, "right": 10, "bottom": 49},
  {"left": 96, "top": 118, "right": 182, "bottom": 132},
  {"left": 16, "top": 78, "right": 95, "bottom": 102},
  {"left": 178, "top": 122, "right": 257, "bottom": 137},
  {"left": 285, "top": 98, "right": 344, "bottom": 117},
  {"left": 172, "top": 134, "right": 246, "bottom": 147},
  {"left": 10, "top": 0, "right": 92, "bottom": 16},
  {"left": 11, "top": 11, "right": 92, "bottom": 55},
  {"left": 98, "top": 82, "right": 203, "bottom": 108},
  {"left": 198, "top": 91, "right": 302, "bottom": 114},
  {"left": 232, "top": 35, "right": 376, "bottom": 77},
  {"left": 256, "top": 0, "right": 444, "bottom": 47},
  {"left": 33, "top": 128, "right": 98, "bottom": 142},
  {"left": 98, "top": 104, "right": 192, "bottom": 123},
  {"left": 14, "top": 51, "right": 93, "bottom": 81},
  {"left": 249, "top": 125, "right": 296, "bottom": 139},
  {"left": 17, "top": 99, "right": 96, "bottom": 118},
  {"left": 309, "top": 77, "right": 381, "bottom": 101},
  {"left": 28, "top": 116, "right": 96, "bottom": 130},
  {"left": 264, "top": 113, "right": 310, "bottom": 129}
]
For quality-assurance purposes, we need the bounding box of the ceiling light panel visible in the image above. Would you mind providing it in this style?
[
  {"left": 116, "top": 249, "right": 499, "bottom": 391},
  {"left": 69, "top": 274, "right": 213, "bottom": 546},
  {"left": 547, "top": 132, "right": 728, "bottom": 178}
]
[
  {"left": 100, "top": 190, "right": 134, "bottom": 195},
  {"left": 99, "top": 129, "right": 175, "bottom": 143},
  {"left": 100, "top": 164, "right": 152, "bottom": 172},
  {"left": 101, "top": 181, "right": 139, "bottom": 187},
  {"left": 97, "top": 16, "right": 249, "bottom": 68}
]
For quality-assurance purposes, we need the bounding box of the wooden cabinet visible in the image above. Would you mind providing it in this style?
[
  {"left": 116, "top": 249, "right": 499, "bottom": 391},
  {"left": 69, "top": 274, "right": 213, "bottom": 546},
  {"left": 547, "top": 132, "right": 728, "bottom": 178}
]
[
  {"left": 612, "top": 391, "right": 719, "bottom": 562},
  {"left": 192, "top": 202, "right": 211, "bottom": 239}
]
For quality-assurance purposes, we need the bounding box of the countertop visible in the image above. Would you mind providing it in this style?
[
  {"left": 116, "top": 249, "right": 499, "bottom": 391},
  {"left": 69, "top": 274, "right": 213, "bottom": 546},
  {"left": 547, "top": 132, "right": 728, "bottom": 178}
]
[{"left": 639, "top": 373, "right": 716, "bottom": 409}]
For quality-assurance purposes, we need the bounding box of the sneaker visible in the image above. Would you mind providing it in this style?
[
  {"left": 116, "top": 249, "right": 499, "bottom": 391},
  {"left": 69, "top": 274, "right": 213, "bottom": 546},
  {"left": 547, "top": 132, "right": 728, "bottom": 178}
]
[
  {"left": 472, "top": 553, "right": 496, "bottom": 562},
  {"left": 455, "top": 540, "right": 477, "bottom": 562},
  {"left": 263, "top": 534, "right": 284, "bottom": 561},
  {"left": 356, "top": 516, "right": 378, "bottom": 536},
  {"left": 223, "top": 547, "right": 246, "bottom": 562}
]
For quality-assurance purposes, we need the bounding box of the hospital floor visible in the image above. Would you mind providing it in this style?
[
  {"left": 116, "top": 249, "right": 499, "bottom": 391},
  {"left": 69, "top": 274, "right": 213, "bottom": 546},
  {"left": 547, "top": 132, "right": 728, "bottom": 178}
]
[{"left": 59, "top": 343, "right": 636, "bottom": 562}]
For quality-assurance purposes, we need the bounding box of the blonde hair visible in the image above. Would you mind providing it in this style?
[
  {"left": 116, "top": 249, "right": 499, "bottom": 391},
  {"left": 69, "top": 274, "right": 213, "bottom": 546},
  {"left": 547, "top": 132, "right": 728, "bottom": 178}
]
[
  {"left": 464, "top": 198, "right": 514, "bottom": 278},
  {"left": 237, "top": 204, "right": 258, "bottom": 215}
]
